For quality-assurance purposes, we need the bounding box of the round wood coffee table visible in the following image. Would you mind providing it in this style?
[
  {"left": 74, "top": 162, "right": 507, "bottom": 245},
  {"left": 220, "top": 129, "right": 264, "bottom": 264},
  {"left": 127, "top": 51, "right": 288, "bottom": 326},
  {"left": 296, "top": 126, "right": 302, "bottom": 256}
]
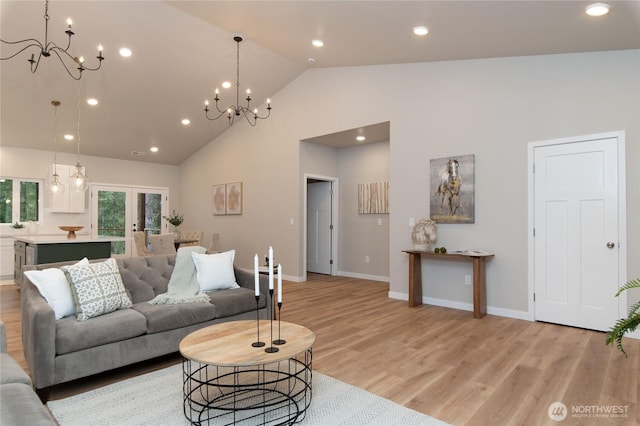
[{"left": 179, "top": 320, "right": 315, "bottom": 425}]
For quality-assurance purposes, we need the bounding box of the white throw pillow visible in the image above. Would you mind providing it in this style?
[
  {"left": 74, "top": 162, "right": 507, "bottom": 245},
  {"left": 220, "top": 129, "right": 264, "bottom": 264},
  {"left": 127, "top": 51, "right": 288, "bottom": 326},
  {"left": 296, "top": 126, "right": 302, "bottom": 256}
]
[
  {"left": 62, "top": 258, "right": 132, "bottom": 321},
  {"left": 23, "top": 258, "right": 89, "bottom": 320},
  {"left": 191, "top": 250, "right": 239, "bottom": 291}
]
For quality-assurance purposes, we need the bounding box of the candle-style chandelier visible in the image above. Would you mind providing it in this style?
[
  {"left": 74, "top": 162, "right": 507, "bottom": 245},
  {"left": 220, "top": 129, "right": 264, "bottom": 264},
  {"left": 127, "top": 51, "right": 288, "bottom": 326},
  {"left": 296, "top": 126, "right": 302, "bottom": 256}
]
[
  {"left": 204, "top": 36, "right": 271, "bottom": 126},
  {"left": 0, "top": 0, "right": 104, "bottom": 80}
]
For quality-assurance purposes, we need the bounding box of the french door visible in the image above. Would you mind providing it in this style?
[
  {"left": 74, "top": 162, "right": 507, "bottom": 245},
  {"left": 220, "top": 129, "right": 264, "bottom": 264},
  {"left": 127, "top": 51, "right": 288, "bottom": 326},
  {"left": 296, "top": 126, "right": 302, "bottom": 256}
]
[{"left": 91, "top": 185, "right": 168, "bottom": 256}]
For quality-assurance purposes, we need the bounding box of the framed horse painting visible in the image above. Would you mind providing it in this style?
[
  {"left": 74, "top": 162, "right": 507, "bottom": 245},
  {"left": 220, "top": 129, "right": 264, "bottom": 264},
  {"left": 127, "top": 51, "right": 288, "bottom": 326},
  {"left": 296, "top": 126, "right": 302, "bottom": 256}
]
[{"left": 429, "top": 154, "right": 475, "bottom": 223}]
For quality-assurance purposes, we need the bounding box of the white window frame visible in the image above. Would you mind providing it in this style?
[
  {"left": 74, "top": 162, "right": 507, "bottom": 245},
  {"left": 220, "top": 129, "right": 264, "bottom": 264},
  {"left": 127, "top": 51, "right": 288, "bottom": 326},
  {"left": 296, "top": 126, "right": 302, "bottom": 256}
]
[{"left": 0, "top": 177, "right": 44, "bottom": 226}]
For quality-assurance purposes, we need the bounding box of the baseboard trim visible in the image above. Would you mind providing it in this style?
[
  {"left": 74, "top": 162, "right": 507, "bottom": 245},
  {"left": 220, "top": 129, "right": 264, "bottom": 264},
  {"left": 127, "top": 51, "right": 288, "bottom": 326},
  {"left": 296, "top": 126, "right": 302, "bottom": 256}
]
[
  {"left": 336, "top": 271, "right": 389, "bottom": 282},
  {"left": 388, "top": 292, "right": 529, "bottom": 320}
]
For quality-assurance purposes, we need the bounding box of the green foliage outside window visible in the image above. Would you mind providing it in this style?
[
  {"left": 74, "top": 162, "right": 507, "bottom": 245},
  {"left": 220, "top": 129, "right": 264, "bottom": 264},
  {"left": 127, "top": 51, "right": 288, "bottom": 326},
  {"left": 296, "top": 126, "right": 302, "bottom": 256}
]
[
  {"left": 0, "top": 179, "right": 12, "bottom": 223},
  {"left": 20, "top": 181, "right": 39, "bottom": 222}
]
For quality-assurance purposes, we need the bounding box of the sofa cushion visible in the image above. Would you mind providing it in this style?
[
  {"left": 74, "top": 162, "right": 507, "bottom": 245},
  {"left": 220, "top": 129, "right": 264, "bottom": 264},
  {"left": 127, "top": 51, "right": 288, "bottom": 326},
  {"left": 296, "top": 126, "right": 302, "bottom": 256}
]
[
  {"left": 55, "top": 308, "right": 147, "bottom": 355},
  {"left": 0, "top": 353, "right": 32, "bottom": 386},
  {"left": 192, "top": 250, "right": 240, "bottom": 291},
  {"left": 116, "top": 255, "right": 175, "bottom": 303},
  {"left": 132, "top": 301, "right": 216, "bottom": 334},
  {"left": 206, "top": 287, "right": 265, "bottom": 318},
  {"left": 22, "top": 258, "right": 89, "bottom": 320},
  {"left": 62, "top": 258, "right": 132, "bottom": 321},
  {"left": 0, "top": 383, "right": 57, "bottom": 425}
]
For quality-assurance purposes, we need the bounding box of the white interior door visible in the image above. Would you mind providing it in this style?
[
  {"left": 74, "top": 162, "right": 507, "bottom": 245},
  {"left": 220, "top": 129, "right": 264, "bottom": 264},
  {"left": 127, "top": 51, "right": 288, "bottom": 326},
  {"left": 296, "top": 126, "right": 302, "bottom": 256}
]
[
  {"left": 91, "top": 185, "right": 168, "bottom": 257},
  {"left": 307, "top": 181, "right": 332, "bottom": 274},
  {"left": 533, "top": 135, "right": 623, "bottom": 331}
]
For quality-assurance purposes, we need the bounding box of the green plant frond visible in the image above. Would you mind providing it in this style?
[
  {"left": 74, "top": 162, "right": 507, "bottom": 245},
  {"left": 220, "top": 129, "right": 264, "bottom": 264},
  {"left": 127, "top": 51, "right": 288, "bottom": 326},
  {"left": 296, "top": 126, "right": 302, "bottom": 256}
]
[
  {"left": 606, "top": 315, "right": 640, "bottom": 356},
  {"left": 614, "top": 278, "right": 640, "bottom": 297},
  {"left": 628, "top": 300, "right": 640, "bottom": 317}
]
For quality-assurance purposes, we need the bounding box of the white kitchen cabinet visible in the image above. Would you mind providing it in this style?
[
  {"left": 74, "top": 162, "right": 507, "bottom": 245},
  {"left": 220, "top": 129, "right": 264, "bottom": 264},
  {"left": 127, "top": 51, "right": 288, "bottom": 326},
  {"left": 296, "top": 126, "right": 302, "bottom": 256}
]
[
  {"left": 47, "top": 164, "right": 86, "bottom": 213},
  {"left": 1, "top": 238, "right": 15, "bottom": 280}
]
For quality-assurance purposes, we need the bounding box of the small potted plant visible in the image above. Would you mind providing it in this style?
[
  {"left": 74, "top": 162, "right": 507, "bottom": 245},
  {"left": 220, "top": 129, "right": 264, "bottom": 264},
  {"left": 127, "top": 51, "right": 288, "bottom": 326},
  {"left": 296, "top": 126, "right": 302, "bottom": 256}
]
[
  {"left": 606, "top": 278, "right": 640, "bottom": 356},
  {"left": 163, "top": 210, "right": 184, "bottom": 239},
  {"left": 11, "top": 222, "right": 25, "bottom": 229}
]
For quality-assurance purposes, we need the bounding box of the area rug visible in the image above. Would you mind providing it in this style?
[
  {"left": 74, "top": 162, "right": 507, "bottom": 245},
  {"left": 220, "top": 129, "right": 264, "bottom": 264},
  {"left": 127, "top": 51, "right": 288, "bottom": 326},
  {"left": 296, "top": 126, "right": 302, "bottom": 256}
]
[{"left": 48, "top": 364, "right": 449, "bottom": 425}]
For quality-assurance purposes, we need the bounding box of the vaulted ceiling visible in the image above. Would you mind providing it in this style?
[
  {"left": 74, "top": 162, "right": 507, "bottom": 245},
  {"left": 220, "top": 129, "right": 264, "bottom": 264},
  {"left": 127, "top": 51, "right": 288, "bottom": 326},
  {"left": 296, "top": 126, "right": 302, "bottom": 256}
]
[{"left": 1, "top": 1, "right": 638, "bottom": 165}]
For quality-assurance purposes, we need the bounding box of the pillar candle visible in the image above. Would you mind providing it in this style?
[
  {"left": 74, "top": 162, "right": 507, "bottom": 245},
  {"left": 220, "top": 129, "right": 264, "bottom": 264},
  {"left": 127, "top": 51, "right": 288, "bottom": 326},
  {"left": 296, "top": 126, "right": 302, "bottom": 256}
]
[
  {"left": 254, "top": 254, "right": 259, "bottom": 296},
  {"left": 277, "top": 264, "right": 282, "bottom": 303},
  {"left": 268, "top": 246, "right": 274, "bottom": 290}
]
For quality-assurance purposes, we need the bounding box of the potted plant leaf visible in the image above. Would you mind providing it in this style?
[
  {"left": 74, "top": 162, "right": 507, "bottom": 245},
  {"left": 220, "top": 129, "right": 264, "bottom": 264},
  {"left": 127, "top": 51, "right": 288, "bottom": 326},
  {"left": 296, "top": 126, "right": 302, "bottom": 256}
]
[{"left": 606, "top": 278, "right": 640, "bottom": 356}]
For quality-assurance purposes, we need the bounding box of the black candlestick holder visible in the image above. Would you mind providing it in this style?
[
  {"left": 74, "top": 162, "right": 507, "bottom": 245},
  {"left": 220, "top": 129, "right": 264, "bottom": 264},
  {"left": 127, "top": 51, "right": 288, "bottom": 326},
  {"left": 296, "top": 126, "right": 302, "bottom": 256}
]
[
  {"left": 273, "top": 301, "right": 286, "bottom": 345},
  {"left": 251, "top": 295, "right": 265, "bottom": 347},
  {"left": 265, "top": 289, "right": 279, "bottom": 353}
]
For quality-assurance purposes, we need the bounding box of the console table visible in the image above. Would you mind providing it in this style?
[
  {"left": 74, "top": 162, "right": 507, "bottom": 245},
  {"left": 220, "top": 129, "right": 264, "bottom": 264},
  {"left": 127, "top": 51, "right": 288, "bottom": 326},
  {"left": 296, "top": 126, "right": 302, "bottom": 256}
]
[{"left": 402, "top": 250, "right": 494, "bottom": 318}]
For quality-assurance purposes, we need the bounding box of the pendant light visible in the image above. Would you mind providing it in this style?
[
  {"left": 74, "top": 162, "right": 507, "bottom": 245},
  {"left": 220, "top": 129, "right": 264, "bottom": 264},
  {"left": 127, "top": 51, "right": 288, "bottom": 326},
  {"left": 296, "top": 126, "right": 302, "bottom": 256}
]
[
  {"left": 47, "top": 100, "right": 65, "bottom": 196},
  {"left": 71, "top": 80, "right": 89, "bottom": 192}
]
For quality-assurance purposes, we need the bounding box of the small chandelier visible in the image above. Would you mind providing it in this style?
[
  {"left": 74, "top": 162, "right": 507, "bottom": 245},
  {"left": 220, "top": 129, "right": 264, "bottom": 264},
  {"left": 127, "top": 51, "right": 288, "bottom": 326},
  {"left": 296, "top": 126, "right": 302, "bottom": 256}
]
[
  {"left": 1, "top": 0, "right": 104, "bottom": 80},
  {"left": 204, "top": 36, "right": 271, "bottom": 126},
  {"left": 47, "top": 100, "right": 65, "bottom": 196},
  {"left": 71, "top": 80, "right": 89, "bottom": 192}
]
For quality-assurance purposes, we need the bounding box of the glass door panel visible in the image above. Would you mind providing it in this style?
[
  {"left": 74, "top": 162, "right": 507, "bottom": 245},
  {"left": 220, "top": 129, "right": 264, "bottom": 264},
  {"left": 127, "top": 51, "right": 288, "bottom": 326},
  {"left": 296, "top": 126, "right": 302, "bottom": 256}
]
[
  {"left": 92, "top": 186, "right": 129, "bottom": 256},
  {"left": 133, "top": 190, "right": 167, "bottom": 253}
]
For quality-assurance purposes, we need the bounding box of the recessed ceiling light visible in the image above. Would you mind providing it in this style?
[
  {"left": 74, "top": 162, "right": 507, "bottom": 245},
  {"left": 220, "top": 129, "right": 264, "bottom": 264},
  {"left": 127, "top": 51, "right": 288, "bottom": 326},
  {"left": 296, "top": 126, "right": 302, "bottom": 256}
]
[
  {"left": 356, "top": 135, "right": 366, "bottom": 142},
  {"left": 86, "top": 98, "right": 98, "bottom": 106},
  {"left": 222, "top": 81, "right": 232, "bottom": 89},
  {"left": 586, "top": 3, "right": 610, "bottom": 16},
  {"left": 181, "top": 118, "right": 190, "bottom": 126},
  {"left": 64, "top": 134, "right": 74, "bottom": 141},
  {"left": 119, "top": 47, "right": 132, "bottom": 57},
  {"left": 413, "top": 26, "right": 429, "bottom": 36},
  {"left": 150, "top": 147, "right": 159, "bottom": 153},
  {"left": 312, "top": 39, "right": 324, "bottom": 47}
]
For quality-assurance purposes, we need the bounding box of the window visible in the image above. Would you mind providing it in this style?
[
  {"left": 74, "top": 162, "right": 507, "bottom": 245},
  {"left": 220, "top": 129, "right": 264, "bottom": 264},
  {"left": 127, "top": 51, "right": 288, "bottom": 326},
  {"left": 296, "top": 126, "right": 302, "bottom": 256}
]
[{"left": 0, "top": 178, "right": 43, "bottom": 224}]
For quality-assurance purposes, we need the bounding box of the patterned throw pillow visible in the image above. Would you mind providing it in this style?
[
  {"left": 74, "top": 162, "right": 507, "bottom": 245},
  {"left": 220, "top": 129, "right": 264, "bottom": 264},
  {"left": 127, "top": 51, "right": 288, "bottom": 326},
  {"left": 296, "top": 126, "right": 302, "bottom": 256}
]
[{"left": 62, "top": 258, "right": 132, "bottom": 321}]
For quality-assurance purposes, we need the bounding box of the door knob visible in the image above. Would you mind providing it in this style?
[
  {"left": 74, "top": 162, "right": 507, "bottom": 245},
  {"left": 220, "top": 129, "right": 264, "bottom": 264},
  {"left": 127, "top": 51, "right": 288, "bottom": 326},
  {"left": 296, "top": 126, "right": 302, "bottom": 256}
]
[{"left": 606, "top": 242, "right": 615, "bottom": 249}]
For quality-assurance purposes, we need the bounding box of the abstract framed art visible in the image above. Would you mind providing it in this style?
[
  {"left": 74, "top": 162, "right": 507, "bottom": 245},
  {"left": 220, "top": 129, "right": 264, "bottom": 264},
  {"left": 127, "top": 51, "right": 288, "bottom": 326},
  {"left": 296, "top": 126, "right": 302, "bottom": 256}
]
[
  {"left": 225, "top": 182, "right": 243, "bottom": 215},
  {"left": 212, "top": 184, "right": 226, "bottom": 215},
  {"left": 430, "top": 154, "right": 475, "bottom": 223}
]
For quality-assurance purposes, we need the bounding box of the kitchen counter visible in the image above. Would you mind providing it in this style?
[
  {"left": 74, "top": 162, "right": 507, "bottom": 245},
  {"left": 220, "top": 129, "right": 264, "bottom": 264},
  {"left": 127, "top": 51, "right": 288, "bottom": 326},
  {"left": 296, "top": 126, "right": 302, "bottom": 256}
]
[
  {"left": 13, "top": 235, "right": 124, "bottom": 244},
  {"left": 13, "top": 236, "right": 124, "bottom": 280}
]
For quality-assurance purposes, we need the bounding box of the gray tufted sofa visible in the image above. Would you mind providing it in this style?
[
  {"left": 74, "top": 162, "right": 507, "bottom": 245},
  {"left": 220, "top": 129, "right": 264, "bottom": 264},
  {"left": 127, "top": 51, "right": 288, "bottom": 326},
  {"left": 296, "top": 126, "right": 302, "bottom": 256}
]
[{"left": 20, "top": 254, "right": 271, "bottom": 402}]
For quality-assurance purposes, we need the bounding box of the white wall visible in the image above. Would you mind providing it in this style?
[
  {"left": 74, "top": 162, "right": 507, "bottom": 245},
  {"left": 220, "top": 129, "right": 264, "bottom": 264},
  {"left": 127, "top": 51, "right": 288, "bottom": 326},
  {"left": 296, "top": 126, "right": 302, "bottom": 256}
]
[{"left": 180, "top": 50, "right": 639, "bottom": 315}]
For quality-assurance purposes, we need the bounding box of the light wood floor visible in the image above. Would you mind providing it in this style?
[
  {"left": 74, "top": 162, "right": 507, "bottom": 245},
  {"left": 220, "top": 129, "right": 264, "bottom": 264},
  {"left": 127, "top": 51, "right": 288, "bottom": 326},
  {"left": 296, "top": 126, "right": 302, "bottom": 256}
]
[{"left": 2, "top": 275, "right": 638, "bottom": 425}]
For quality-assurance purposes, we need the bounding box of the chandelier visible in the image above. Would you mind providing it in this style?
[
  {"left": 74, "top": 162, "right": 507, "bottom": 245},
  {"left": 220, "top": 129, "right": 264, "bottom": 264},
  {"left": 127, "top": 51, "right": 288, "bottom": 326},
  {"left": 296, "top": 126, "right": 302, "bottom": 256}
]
[
  {"left": 48, "top": 100, "right": 65, "bottom": 196},
  {"left": 204, "top": 36, "right": 271, "bottom": 126},
  {"left": 1, "top": 0, "right": 104, "bottom": 80}
]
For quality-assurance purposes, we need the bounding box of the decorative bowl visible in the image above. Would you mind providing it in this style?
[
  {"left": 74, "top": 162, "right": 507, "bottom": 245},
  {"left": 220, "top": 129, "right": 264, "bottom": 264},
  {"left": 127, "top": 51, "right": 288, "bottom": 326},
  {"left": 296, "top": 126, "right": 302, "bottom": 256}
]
[{"left": 58, "top": 226, "right": 84, "bottom": 240}]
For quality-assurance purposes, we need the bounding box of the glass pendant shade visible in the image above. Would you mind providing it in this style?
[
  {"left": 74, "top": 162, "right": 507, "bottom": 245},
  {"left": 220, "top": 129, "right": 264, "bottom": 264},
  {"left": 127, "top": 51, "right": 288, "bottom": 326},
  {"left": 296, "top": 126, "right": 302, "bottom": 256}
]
[
  {"left": 48, "top": 172, "right": 65, "bottom": 196},
  {"left": 71, "top": 162, "right": 89, "bottom": 192}
]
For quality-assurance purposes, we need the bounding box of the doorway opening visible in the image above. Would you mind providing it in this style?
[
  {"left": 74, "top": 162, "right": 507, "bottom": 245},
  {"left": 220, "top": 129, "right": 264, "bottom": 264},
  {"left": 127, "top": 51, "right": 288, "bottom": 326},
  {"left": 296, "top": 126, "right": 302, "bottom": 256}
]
[{"left": 304, "top": 175, "right": 338, "bottom": 281}]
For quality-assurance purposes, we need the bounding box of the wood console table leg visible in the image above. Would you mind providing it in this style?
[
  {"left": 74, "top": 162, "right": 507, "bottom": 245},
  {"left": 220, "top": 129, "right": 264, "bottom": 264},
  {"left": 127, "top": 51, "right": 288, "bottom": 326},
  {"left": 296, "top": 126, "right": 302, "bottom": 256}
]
[
  {"left": 408, "top": 252, "right": 422, "bottom": 307},
  {"left": 472, "top": 257, "right": 487, "bottom": 318}
]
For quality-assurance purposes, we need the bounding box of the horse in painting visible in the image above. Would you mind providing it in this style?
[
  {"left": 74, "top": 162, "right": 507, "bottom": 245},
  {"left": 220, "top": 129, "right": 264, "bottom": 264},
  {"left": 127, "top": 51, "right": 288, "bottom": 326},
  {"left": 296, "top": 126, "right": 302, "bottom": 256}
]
[{"left": 437, "top": 159, "right": 461, "bottom": 216}]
